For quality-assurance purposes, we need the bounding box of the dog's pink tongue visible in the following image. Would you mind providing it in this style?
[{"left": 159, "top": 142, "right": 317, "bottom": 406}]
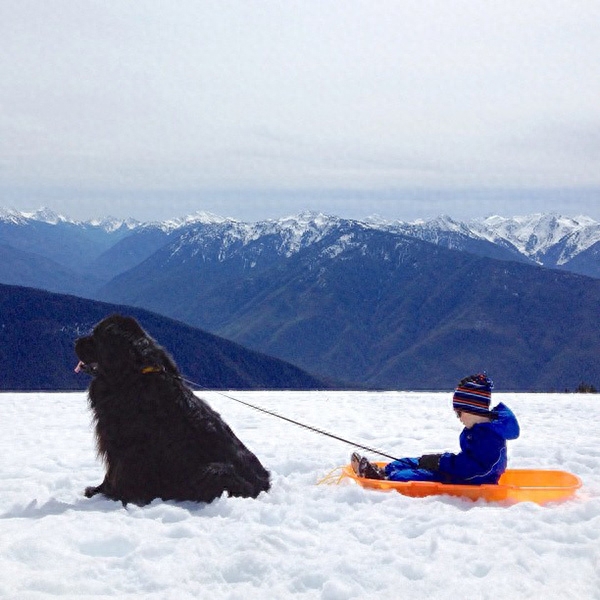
[{"left": 74, "top": 361, "right": 84, "bottom": 373}]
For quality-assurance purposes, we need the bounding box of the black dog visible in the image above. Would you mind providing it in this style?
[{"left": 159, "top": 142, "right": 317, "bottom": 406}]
[{"left": 74, "top": 314, "right": 270, "bottom": 505}]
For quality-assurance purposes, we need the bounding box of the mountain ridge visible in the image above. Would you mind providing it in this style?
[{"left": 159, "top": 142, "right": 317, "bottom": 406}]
[
  {"left": 0, "top": 283, "right": 330, "bottom": 391},
  {"left": 95, "top": 219, "right": 600, "bottom": 391},
  {"left": 3, "top": 207, "right": 600, "bottom": 280},
  {"left": 3, "top": 206, "right": 600, "bottom": 390}
]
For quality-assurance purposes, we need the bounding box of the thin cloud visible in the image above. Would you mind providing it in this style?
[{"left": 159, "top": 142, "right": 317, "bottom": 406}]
[{"left": 0, "top": 1, "right": 599, "bottom": 220}]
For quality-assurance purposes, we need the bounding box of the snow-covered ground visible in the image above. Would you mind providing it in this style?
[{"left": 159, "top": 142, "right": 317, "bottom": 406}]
[{"left": 1, "top": 391, "right": 598, "bottom": 599}]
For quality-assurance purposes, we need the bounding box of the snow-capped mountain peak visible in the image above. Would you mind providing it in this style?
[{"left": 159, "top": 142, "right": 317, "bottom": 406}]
[
  {"left": 160, "top": 211, "right": 234, "bottom": 232},
  {"left": 2, "top": 205, "right": 600, "bottom": 275},
  {"left": 0, "top": 206, "right": 142, "bottom": 233},
  {"left": 22, "top": 207, "right": 67, "bottom": 225},
  {"left": 266, "top": 211, "right": 342, "bottom": 255},
  {"left": 0, "top": 207, "right": 27, "bottom": 225},
  {"left": 470, "top": 213, "right": 600, "bottom": 263},
  {"left": 85, "top": 216, "right": 142, "bottom": 232},
  {"left": 0, "top": 206, "right": 70, "bottom": 226}
]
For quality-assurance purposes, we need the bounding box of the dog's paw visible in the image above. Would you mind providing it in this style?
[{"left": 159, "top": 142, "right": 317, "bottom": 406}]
[{"left": 84, "top": 485, "right": 101, "bottom": 498}]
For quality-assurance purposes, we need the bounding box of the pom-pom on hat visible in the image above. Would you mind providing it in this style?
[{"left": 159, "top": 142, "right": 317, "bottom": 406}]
[{"left": 453, "top": 373, "right": 493, "bottom": 416}]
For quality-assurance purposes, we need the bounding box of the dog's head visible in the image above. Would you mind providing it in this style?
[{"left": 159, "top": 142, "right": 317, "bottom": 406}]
[{"left": 74, "top": 314, "right": 178, "bottom": 379}]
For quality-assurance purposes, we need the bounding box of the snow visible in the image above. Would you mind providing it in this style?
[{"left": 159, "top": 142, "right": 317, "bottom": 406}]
[
  {"left": 1, "top": 391, "right": 599, "bottom": 599},
  {"left": 85, "top": 217, "right": 141, "bottom": 233},
  {"left": 0, "top": 208, "right": 25, "bottom": 224},
  {"left": 170, "top": 211, "right": 347, "bottom": 262},
  {"left": 160, "top": 211, "right": 234, "bottom": 232},
  {"left": 471, "top": 214, "right": 600, "bottom": 263},
  {"left": 5, "top": 207, "right": 600, "bottom": 269},
  {"left": 19, "top": 208, "right": 67, "bottom": 225},
  {"left": 0, "top": 206, "right": 141, "bottom": 233},
  {"left": 234, "top": 211, "right": 345, "bottom": 258}
]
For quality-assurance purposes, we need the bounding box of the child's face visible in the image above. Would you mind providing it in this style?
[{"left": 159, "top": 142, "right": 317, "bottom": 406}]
[{"left": 455, "top": 410, "right": 491, "bottom": 429}]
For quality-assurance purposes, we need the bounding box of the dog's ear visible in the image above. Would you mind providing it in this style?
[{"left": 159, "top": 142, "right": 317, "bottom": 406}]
[
  {"left": 92, "top": 315, "right": 148, "bottom": 374},
  {"left": 97, "top": 315, "right": 144, "bottom": 339},
  {"left": 94, "top": 314, "right": 182, "bottom": 377}
]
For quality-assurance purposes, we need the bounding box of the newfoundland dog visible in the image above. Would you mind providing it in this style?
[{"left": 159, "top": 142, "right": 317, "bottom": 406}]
[{"left": 74, "top": 314, "right": 270, "bottom": 505}]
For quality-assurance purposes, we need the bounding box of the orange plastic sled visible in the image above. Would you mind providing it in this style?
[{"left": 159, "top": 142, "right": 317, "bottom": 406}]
[{"left": 339, "top": 463, "right": 582, "bottom": 505}]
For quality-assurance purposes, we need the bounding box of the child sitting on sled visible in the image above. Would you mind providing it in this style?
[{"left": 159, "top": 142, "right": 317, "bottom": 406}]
[{"left": 351, "top": 373, "right": 520, "bottom": 485}]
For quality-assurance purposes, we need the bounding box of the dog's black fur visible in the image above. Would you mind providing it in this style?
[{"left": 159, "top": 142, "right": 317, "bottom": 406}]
[{"left": 74, "top": 314, "right": 270, "bottom": 505}]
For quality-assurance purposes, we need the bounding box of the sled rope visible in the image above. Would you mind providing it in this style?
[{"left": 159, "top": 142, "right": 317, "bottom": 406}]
[
  {"left": 316, "top": 466, "right": 346, "bottom": 486},
  {"left": 182, "top": 377, "right": 400, "bottom": 462}
]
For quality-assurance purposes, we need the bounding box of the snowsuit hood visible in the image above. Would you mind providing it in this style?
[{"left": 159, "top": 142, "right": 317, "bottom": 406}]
[{"left": 489, "top": 402, "right": 520, "bottom": 441}]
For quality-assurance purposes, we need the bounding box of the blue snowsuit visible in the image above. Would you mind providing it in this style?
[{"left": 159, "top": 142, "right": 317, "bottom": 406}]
[{"left": 384, "top": 403, "right": 520, "bottom": 484}]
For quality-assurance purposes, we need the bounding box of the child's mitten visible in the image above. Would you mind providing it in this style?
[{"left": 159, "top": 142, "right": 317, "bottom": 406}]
[{"left": 418, "top": 454, "right": 442, "bottom": 471}]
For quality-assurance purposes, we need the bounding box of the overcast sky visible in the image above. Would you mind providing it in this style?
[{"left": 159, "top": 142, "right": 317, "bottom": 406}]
[{"left": 1, "top": 1, "right": 599, "bottom": 223}]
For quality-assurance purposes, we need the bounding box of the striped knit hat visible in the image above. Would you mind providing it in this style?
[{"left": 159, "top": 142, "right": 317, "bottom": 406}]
[{"left": 452, "top": 373, "right": 493, "bottom": 416}]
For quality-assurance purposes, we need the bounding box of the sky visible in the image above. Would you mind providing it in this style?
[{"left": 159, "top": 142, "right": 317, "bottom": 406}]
[{"left": 1, "top": 1, "right": 599, "bottom": 223}]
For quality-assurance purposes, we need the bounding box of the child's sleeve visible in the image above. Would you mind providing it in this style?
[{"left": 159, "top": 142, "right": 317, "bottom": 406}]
[{"left": 438, "top": 427, "right": 506, "bottom": 483}]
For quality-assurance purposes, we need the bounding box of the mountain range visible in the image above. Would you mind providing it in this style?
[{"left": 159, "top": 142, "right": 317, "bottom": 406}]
[
  {"left": 2, "top": 207, "right": 600, "bottom": 391},
  {"left": 3, "top": 208, "right": 600, "bottom": 292}
]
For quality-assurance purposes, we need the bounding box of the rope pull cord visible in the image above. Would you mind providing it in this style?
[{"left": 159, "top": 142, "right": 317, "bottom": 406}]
[{"left": 182, "top": 377, "right": 400, "bottom": 462}]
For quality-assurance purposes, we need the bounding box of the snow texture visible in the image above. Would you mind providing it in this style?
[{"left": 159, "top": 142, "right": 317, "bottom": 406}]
[{"left": 1, "top": 391, "right": 599, "bottom": 599}]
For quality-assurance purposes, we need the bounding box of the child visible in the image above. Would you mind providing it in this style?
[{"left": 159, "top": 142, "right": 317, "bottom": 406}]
[{"left": 351, "top": 373, "right": 520, "bottom": 485}]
